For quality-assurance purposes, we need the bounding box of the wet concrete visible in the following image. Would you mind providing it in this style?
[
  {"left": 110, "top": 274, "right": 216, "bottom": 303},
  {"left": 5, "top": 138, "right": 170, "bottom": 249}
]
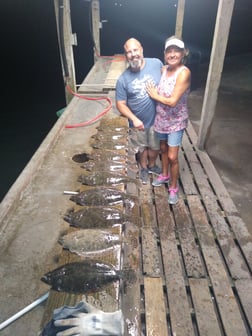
[{"left": 0, "top": 95, "right": 121, "bottom": 335}]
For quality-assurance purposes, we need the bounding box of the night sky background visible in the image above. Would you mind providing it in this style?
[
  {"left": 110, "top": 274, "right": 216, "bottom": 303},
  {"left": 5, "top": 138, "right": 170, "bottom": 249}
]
[{"left": 1, "top": 0, "right": 252, "bottom": 201}]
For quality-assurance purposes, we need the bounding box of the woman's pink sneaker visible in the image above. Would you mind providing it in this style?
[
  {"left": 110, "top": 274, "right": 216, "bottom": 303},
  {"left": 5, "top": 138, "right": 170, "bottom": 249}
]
[
  {"left": 168, "top": 187, "right": 179, "bottom": 204},
  {"left": 152, "top": 174, "right": 170, "bottom": 187}
]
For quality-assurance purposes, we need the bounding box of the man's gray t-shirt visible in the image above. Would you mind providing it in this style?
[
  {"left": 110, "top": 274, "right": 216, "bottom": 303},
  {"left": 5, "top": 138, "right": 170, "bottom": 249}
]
[{"left": 116, "top": 58, "right": 163, "bottom": 128}]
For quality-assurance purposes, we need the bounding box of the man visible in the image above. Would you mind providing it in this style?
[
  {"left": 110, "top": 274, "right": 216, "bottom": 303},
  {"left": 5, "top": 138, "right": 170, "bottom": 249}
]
[{"left": 116, "top": 38, "right": 162, "bottom": 184}]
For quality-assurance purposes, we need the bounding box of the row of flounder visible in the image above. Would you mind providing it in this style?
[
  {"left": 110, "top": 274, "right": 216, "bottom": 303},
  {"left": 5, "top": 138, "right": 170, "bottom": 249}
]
[{"left": 41, "top": 124, "right": 136, "bottom": 294}]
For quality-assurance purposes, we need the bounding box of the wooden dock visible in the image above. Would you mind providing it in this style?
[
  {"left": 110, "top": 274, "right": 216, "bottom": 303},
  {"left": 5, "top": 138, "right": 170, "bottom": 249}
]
[
  {"left": 40, "top": 57, "right": 252, "bottom": 335},
  {"left": 129, "top": 121, "right": 252, "bottom": 336},
  {"left": 0, "top": 56, "right": 251, "bottom": 335}
]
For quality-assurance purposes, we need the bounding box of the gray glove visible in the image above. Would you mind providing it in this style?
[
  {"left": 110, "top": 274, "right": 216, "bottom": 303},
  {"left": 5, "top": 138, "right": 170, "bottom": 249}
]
[{"left": 54, "top": 301, "right": 124, "bottom": 336}]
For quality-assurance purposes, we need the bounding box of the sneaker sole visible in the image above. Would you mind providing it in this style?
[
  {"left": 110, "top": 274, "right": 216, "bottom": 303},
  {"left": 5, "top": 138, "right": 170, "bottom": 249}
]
[
  {"left": 148, "top": 170, "right": 161, "bottom": 176},
  {"left": 169, "top": 201, "right": 178, "bottom": 205},
  {"left": 152, "top": 180, "right": 169, "bottom": 187},
  {"left": 168, "top": 197, "right": 178, "bottom": 205}
]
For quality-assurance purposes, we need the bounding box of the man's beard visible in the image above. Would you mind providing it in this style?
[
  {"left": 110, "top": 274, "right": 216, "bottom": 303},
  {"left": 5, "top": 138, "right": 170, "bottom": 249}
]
[{"left": 128, "top": 58, "right": 142, "bottom": 72}]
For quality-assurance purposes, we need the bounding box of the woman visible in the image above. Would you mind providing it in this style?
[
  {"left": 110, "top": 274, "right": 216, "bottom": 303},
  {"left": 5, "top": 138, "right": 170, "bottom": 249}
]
[{"left": 146, "top": 36, "right": 191, "bottom": 204}]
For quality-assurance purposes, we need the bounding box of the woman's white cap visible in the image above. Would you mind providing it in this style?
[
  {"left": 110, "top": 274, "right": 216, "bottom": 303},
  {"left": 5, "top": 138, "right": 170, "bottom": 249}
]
[{"left": 165, "top": 38, "right": 184, "bottom": 50}]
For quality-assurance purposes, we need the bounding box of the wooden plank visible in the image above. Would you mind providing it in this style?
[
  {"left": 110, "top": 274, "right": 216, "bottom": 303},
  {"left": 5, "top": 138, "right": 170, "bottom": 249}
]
[
  {"left": 79, "top": 58, "right": 110, "bottom": 91},
  {"left": 125, "top": 148, "right": 140, "bottom": 223},
  {"left": 227, "top": 216, "right": 252, "bottom": 270},
  {"left": 187, "top": 195, "right": 248, "bottom": 336},
  {"left": 179, "top": 149, "right": 198, "bottom": 195},
  {"left": 186, "top": 121, "right": 252, "bottom": 269},
  {"left": 77, "top": 84, "right": 110, "bottom": 94},
  {"left": 175, "top": 0, "right": 185, "bottom": 39},
  {"left": 121, "top": 222, "right": 142, "bottom": 336},
  {"left": 182, "top": 129, "right": 214, "bottom": 200},
  {"left": 235, "top": 279, "right": 252, "bottom": 328},
  {"left": 77, "top": 56, "right": 125, "bottom": 92},
  {"left": 122, "top": 143, "right": 141, "bottom": 335},
  {"left": 187, "top": 122, "right": 239, "bottom": 215},
  {"left": 124, "top": 148, "right": 141, "bottom": 222},
  {"left": 104, "top": 57, "right": 126, "bottom": 88},
  {"left": 172, "top": 198, "right": 205, "bottom": 278},
  {"left": 139, "top": 174, "right": 157, "bottom": 228},
  {"left": 183, "top": 133, "right": 250, "bottom": 280},
  {"left": 196, "top": 0, "right": 235, "bottom": 149},
  {"left": 205, "top": 207, "right": 250, "bottom": 280},
  {"left": 139, "top": 176, "right": 161, "bottom": 277},
  {"left": 187, "top": 124, "right": 252, "bottom": 268},
  {"left": 144, "top": 277, "right": 168, "bottom": 336},
  {"left": 154, "top": 186, "right": 195, "bottom": 336},
  {"left": 189, "top": 278, "right": 222, "bottom": 336},
  {"left": 142, "top": 227, "right": 161, "bottom": 277},
  {"left": 91, "top": 0, "right": 100, "bottom": 59}
]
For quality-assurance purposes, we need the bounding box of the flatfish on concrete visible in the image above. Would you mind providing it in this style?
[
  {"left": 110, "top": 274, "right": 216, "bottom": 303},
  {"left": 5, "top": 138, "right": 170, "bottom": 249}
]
[
  {"left": 81, "top": 160, "right": 127, "bottom": 172},
  {"left": 41, "top": 260, "right": 121, "bottom": 293},
  {"left": 96, "top": 125, "right": 128, "bottom": 133},
  {"left": 70, "top": 187, "right": 136, "bottom": 208},
  {"left": 91, "top": 133, "right": 126, "bottom": 142},
  {"left": 87, "top": 151, "right": 134, "bottom": 164},
  {"left": 97, "top": 117, "right": 128, "bottom": 127},
  {"left": 91, "top": 141, "right": 129, "bottom": 150},
  {"left": 77, "top": 171, "right": 138, "bottom": 186},
  {"left": 63, "top": 207, "right": 133, "bottom": 228},
  {"left": 58, "top": 228, "right": 121, "bottom": 255}
]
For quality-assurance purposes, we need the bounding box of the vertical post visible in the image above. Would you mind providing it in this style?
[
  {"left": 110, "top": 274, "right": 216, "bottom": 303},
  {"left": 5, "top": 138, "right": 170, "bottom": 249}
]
[
  {"left": 175, "top": 0, "right": 185, "bottom": 39},
  {"left": 197, "top": 0, "right": 235, "bottom": 150},
  {"left": 91, "top": 0, "right": 101, "bottom": 62},
  {"left": 54, "top": 0, "right": 77, "bottom": 104}
]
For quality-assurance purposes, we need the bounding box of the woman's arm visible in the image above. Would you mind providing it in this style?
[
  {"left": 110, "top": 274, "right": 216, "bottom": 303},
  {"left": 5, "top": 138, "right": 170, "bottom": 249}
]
[{"left": 146, "top": 67, "right": 191, "bottom": 107}]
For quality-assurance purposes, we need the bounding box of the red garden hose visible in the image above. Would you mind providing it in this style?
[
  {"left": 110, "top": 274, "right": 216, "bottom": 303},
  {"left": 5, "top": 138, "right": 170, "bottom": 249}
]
[{"left": 65, "top": 84, "right": 112, "bottom": 128}]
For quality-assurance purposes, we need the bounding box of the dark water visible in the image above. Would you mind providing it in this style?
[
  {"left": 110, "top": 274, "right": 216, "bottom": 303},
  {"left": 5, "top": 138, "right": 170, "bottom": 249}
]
[
  {"left": 0, "top": 2, "right": 63, "bottom": 200},
  {"left": 0, "top": 0, "right": 94, "bottom": 201},
  {"left": 1, "top": 0, "right": 252, "bottom": 201}
]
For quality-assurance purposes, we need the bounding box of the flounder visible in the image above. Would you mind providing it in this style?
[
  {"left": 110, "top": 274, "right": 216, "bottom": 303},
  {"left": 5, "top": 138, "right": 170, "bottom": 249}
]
[
  {"left": 81, "top": 160, "right": 127, "bottom": 172},
  {"left": 41, "top": 260, "right": 121, "bottom": 293},
  {"left": 96, "top": 125, "right": 128, "bottom": 133},
  {"left": 77, "top": 171, "right": 138, "bottom": 186},
  {"left": 70, "top": 187, "right": 136, "bottom": 208},
  {"left": 58, "top": 228, "right": 121, "bottom": 255},
  {"left": 91, "top": 141, "right": 129, "bottom": 150},
  {"left": 87, "top": 150, "right": 135, "bottom": 164},
  {"left": 91, "top": 133, "right": 126, "bottom": 142},
  {"left": 64, "top": 207, "right": 132, "bottom": 228}
]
